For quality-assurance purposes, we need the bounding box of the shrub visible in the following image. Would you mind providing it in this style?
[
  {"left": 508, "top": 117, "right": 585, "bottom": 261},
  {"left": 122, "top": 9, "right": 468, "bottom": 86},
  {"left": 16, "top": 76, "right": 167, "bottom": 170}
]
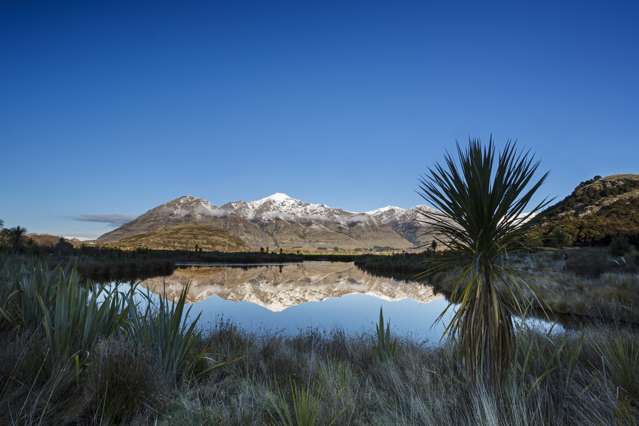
[
  {"left": 0, "top": 330, "right": 49, "bottom": 390},
  {"left": 594, "top": 332, "right": 639, "bottom": 414},
  {"left": 525, "top": 232, "right": 544, "bottom": 249},
  {"left": 565, "top": 250, "right": 611, "bottom": 278},
  {"left": 547, "top": 227, "right": 574, "bottom": 248},
  {"left": 609, "top": 236, "right": 632, "bottom": 257},
  {"left": 83, "top": 337, "right": 167, "bottom": 423}
]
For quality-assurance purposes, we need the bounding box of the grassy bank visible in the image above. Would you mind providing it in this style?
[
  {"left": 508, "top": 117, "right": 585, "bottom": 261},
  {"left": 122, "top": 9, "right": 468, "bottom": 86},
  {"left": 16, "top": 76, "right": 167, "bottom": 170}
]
[
  {"left": 7, "top": 246, "right": 363, "bottom": 282},
  {"left": 354, "top": 252, "right": 428, "bottom": 280},
  {"left": 1, "top": 257, "right": 638, "bottom": 424},
  {"left": 356, "top": 249, "right": 639, "bottom": 324}
]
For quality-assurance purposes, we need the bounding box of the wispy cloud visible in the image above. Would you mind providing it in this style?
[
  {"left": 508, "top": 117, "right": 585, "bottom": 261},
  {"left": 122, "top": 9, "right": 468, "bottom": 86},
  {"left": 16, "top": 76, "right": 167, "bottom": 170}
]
[{"left": 73, "top": 214, "right": 134, "bottom": 227}]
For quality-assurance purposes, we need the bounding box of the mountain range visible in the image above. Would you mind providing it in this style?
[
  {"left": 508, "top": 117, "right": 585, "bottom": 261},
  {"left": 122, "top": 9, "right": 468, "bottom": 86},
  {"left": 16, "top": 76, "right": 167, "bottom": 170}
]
[
  {"left": 98, "top": 193, "right": 435, "bottom": 252},
  {"left": 95, "top": 173, "right": 639, "bottom": 251}
]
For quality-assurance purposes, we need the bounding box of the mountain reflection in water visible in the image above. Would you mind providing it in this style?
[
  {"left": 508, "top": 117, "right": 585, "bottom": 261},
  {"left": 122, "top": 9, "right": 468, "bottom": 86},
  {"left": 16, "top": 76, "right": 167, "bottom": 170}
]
[
  {"left": 137, "top": 261, "right": 555, "bottom": 343},
  {"left": 141, "top": 261, "right": 441, "bottom": 311}
]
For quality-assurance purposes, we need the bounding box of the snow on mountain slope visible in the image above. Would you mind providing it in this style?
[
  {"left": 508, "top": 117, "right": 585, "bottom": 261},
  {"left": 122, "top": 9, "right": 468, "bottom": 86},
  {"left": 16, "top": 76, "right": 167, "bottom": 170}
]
[
  {"left": 160, "top": 195, "right": 227, "bottom": 219},
  {"left": 368, "top": 205, "right": 436, "bottom": 223},
  {"left": 366, "top": 206, "right": 405, "bottom": 215},
  {"left": 367, "top": 205, "right": 437, "bottom": 245},
  {"left": 98, "top": 193, "right": 436, "bottom": 250},
  {"left": 368, "top": 206, "right": 408, "bottom": 224},
  {"left": 127, "top": 193, "right": 429, "bottom": 225},
  {"left": 221, "top": 192, "right": 360, "bottom": 223}
]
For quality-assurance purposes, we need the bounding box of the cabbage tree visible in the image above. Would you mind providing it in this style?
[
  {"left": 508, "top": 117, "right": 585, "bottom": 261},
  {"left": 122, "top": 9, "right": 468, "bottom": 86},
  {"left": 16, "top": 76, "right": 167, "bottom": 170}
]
[{"left": 418, "top": 137, "right": 550, "bottom": 383}]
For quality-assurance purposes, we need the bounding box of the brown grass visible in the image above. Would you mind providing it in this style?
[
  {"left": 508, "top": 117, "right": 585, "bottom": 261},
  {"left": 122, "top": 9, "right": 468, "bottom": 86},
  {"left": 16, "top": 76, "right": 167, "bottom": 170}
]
[{"left": 103, "top": 224, "right": 246, "bottom": 251}]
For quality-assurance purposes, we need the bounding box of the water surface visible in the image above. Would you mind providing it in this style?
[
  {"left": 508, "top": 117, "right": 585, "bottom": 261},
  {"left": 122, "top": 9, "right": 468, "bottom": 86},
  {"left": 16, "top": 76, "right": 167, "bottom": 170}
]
[{"left": 136, "top": 261, "right": 556, "bottom": 344}]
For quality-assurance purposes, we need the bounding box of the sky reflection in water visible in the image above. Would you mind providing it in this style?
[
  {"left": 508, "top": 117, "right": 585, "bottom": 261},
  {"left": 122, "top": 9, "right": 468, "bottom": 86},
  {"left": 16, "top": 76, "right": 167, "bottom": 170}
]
[{"left": 133, "top": 261, "right": 557, "bottom": 345}]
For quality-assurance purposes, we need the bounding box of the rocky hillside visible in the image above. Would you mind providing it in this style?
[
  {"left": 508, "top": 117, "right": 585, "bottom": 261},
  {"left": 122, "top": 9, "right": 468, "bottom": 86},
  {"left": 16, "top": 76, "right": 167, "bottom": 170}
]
[
  {"left": 536, "top": 174, "right": 639, "bottom": 245},
  {"left": 367, "top": 205, "right": 435, "bottom": 246},
  {"left": 100, "top": 224, "right": 246, "bottom": 251},
  {"left": 98, "top": 194, "right": 435, "bottom": 252}
]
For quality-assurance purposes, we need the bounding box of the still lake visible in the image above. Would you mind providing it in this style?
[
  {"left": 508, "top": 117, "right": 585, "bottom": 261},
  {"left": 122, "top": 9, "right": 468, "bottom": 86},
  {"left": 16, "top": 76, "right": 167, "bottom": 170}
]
[{"left": 130, "top": 261, "right": 557, "bottom": 345}]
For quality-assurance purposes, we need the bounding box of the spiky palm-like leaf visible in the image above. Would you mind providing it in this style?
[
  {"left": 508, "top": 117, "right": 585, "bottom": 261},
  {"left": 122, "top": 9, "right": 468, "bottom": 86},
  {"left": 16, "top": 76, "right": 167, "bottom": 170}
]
[
  {"left": 127, "top": 284, "right": 201, "bottom": 384},
  {"left": 374, "top": 307, "right": 397, "bottom": 360},
  {"left": 417, "top": 137, "right": 550, "bottom": 383}
]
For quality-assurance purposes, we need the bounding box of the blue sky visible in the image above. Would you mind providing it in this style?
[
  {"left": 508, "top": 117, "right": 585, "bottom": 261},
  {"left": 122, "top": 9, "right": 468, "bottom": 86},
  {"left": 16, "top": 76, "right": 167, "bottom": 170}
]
[{"left": 1, "top": 0, "right": 638, "bottom": 239}]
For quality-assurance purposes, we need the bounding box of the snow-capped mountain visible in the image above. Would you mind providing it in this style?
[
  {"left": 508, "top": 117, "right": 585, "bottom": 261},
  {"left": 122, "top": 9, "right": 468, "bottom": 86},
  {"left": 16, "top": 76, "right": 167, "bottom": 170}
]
[
  {"left": 368, "top": 206, "right": 410, "bottom": 225},
  {"left": 98, "top": 193, "right": 436, "bottom": 251},
  {"left": 368, "top": 204, "right": 436, "bottom": 222},
  {"left": 367, "top": 205, "right": 436, "bottom": 245},
  {"left": 149, "top": 195, "right": 227, "bottom": 219},
  {"left": 220, "top": 193, "right": 358, "bottom": 222}
]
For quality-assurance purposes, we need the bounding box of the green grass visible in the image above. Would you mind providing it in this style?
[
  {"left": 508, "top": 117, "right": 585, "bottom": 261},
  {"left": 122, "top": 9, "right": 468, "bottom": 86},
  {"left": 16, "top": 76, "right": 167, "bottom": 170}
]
[{"left": 1, "top": 256, "right": 638, "bottom": 424}]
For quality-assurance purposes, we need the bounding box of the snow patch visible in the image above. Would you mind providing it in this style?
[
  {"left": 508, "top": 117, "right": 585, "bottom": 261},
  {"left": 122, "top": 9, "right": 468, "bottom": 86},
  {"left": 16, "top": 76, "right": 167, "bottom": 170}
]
[
  {"left": 155, "top": 193, "right": 440, "bottom": 226},
  {"left": 367, "top": 206, "right": 405, "bottom": 215}
]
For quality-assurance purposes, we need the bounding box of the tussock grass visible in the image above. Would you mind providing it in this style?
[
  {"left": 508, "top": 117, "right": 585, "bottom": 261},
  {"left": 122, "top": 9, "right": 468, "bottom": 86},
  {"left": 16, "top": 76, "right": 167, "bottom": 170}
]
[
  {"left": 1, "top": 257, "right": 638, "bottom": 424},
  {"left": 83, "top": 336, "right": 169, "bottom": 423},
  {"left": 268, "top": 381, "right": 321, "bottom": 426},
  {"left": 158, "top": 321, "right": 637, "bottom": 425},
  {"left": 357, "top": 249, "right": 639, "bottom": 324}
]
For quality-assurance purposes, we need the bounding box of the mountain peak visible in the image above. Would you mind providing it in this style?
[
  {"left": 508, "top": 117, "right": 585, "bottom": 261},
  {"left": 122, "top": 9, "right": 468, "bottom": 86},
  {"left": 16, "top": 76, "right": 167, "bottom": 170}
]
[
  {"left": 160, "top": 195, "right": 220, "bottom": 217},
  {"left": 248, "top": 193, "right": 300, "bottom": 208},
  {"left": 263, "top": 192, "right": 295, "bottom": 202},
  {"left": 170, "top": 195, "right": 205, "bottom": 204},
  {"left": 367, "top": 206, "right": 405, "bottom": 215}
]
